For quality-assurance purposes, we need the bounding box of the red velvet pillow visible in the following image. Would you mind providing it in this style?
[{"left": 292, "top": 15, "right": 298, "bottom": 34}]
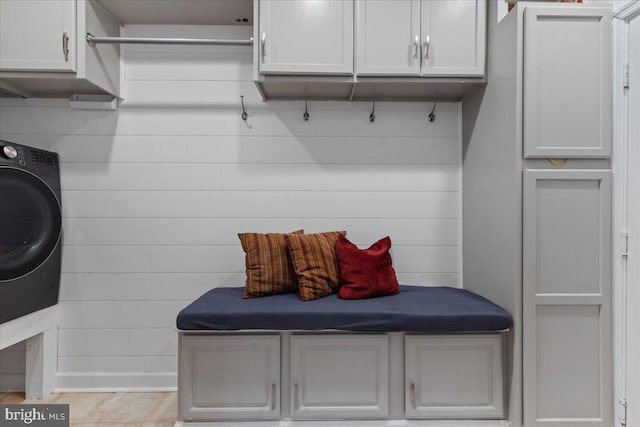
[{"left": 337, "top": 235, "right": 400, "bottom": 299}]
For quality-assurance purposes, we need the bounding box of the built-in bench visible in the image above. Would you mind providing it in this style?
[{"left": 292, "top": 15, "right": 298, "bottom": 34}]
[{"left": 175, "top": 285, "right": 513, "bottom": 426}]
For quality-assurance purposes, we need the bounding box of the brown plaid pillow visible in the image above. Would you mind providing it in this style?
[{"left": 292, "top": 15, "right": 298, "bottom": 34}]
[
  {"left": 239, "top": 230, "right": 303, "bottom": 298},
  {"left": 286, "top": 231, "right": 346, "bottom": 301}
]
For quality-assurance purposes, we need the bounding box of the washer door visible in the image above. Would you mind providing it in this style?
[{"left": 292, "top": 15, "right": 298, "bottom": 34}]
[{"left": 0, "top": 168, "right": 61, "bottom": 281}]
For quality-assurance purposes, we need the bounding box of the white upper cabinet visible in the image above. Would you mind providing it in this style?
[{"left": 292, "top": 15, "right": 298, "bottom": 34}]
[
  {"left": 0, "top": 0, "right": 76, "bottom": 72},
  {"left": 259, "top": 0, "right": 354, "bottom": 75},
  {"left": 421, "top": 0, "right": 485, "bottom": 76},
  {"left": 0, "top": 0, "right": 120, "bottom": 97},
  {"left": 356, "top": 0, "right": 485, "bottom": 77},
  {"left": 356, "top": 0, "right": 421, "bottom": 76},
  {"left": 523, "top": 6, "right": 612, "bottom": 158}
]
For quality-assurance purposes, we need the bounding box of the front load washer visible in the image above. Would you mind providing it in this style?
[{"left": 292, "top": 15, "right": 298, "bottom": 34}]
[{"left": 0, "top": 141, "right": 62, "bottom": 324}]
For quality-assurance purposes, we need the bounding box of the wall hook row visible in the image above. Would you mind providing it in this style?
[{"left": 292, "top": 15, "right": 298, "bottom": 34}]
[
  {"left": 428, "top": 98, "right": 437, "bottom": 122},
  {"left": 240, "top": 95, "right": 249, "bottom": 127},
  {"left": 303, "top": 99, "right": 310, "bottom": 121}
]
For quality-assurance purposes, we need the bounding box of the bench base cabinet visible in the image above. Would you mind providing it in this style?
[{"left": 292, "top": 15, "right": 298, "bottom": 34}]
[
  {"left": 405, "top": 335, "right": 504, "bottom": 419},
  {"left": 178, "top": 332, "right": 505, "bottom": 423},
  {"left": 291, "top": 335, "right": 389, "bottom": 420},
  {"left": 178, "top": 335, "right": 280, "bottom": 422}
]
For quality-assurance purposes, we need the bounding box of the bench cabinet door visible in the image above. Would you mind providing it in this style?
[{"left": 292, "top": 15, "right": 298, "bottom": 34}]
[
  {"left": 405, "top": 334, "right": 504, "bottom": 419},
  {"left": 178, "top": 335, "right": 280, "bottom": 421},
  {"left": 290, "top": 334, "right": 389, "bottom": 420}
]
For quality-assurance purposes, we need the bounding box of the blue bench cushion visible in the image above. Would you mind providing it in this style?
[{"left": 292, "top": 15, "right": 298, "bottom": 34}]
[{"left": 176, "top": 285, "right": 513, "bottom": 333}]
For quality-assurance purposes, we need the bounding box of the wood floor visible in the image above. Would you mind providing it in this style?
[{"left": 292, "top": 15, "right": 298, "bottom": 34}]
[{"left": 0, "top": 391, "right": 177, "bottom": 426}]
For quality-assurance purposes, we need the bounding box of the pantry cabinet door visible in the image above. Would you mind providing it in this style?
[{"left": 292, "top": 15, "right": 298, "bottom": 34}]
[
  {"left": 259, "top": 0, "right": 353, "bottom": 75},
  {"left": 356, "top": 0, "right": 421, "bottom": 76},
  {"left": 420, "top": 0, "right": 485, "bottom": 77},
  {"left": 290, "top": 334, "right": 389, "bottom": 419},
  {"left": 179, "top": 335, "right": 280, "bottom": 421},
  {"left": 0, "top": 0, "right": 76, "bottom": 72},
  {"left": 523, "top": 6, "right": 612, "bottom": 158},
  {"left": 523, "top": 170, "right": 612, "bottom": 427}
]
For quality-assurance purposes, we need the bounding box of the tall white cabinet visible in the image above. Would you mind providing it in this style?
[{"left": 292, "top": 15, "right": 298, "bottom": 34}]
[
  {"left": 463, "top": 3, "right": 612, "bottom": 427},
  {"left": 523, "top": 7, "right": 611, "bottom": 158},
  {"left": 523, "top": 170, "right": 611, "bottom": 427}
]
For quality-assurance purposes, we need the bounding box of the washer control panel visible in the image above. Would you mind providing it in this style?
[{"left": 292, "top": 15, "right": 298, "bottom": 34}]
[
  {"left": 0, "top": 141, "right": 58, "bottom": 169},
  {"left": 2, "top": 145, "right": 18, "bottom": 159},
  {"left": 31, "top": 149, "right": 58, "bottom": 168}
]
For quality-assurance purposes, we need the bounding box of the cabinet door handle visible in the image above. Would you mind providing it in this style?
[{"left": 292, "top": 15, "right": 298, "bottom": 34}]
[
  {"left": 261, "top": 32, "right": 266, "bottom": 63},
  {"left": 413, "top": 35, "right": 420, "bottom": 61},
  {"left": 410, "top": 382, "right": 417, "bottom": 410},
  {"left": 423, "top": 35, "right": 430, "bottom": 60},
  {"left": 62, "top": 31, "right": 70, "bottom": 61},
  {"left": 294, "top": 383, "right": 300, "bottom": 410},
  {"left": 270, "top": 383, "right": 276, "bottom": 410}
]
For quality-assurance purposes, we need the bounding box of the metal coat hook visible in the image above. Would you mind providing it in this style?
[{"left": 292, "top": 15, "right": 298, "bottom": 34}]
[
  {"left": 240, "top": 95, "right": 249, "bottom": 127},
  {"left": 428, "top": 98, "right": 437, "bottom": 122},
  {"left": 303, "top": 99, "right": 310, "bottom": 121},
  {"left": 369, "top": 100, "right": 376, "bottom": 122}
]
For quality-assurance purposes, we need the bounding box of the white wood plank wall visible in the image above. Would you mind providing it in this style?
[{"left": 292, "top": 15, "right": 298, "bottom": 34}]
[
  {"left": 0, "top": 342, "right": 26, "bottom": 392},
  {"left": 0, "top": 26, "right": 462, "bottom": 390}
]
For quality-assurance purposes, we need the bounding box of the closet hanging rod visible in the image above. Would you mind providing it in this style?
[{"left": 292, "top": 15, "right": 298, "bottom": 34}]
[{"left": 86, "top": 33, "right": 253, "bottom": 46}]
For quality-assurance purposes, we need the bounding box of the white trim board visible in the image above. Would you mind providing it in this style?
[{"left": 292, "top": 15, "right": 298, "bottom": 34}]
[
  {"left": 0, "top": 306, "right": 58, "bottom": 399},
  {"left": 612, "top": 2, "right": 640, "bottom": 427},
  {"left": 0, "top": 306, "right": 58, "bottom": 350},
  {"left": 55, "top": 372, "right": 177, "bottom": 392}
]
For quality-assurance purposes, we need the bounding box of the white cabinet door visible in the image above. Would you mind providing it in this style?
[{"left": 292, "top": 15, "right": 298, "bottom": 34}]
[
  {"left": 259, "top": 0, "right": 353, "bottom": 75},
  {"left": 290, "top": 334, "right": 389, "bottom": 419},
  {"left": 0, "top": 0, "right": 76, "bottom": 72},
  {"left": 523, "top": 170, "right": 612, "bottom": 427},
  {"left": 420, "top": 0, "right": 485, "bottom": 77},
  {"left": 405, "top": 335, "right": 504, "bottom": 419},
  {"left": 523, "top": 6, "right": 611, "bottom": 158},
  {"left": 356, "top": 0, "right": 421, "bottom": 76},
  {"left": 178, "top": 335, "right": 280, "bottom": 421}
]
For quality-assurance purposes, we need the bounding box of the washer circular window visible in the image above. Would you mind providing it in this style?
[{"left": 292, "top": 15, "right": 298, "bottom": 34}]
[{"left": 0, "top": 168, "right": 61, "bottom": 281}]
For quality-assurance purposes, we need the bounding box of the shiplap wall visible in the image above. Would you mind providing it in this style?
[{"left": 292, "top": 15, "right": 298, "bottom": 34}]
[
  {"left": 0, "top": 341, "right": 25, "bottom": 392},
  {"left": 0, "top": 25, "right": 462, "bottom": 390}
]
